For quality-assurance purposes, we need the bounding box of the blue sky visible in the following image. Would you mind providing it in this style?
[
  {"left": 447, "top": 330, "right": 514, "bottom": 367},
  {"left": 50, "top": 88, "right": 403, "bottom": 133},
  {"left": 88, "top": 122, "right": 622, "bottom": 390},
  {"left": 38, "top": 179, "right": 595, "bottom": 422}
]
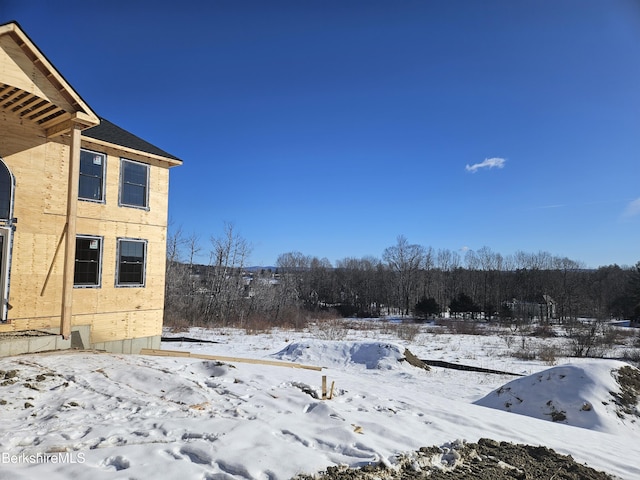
[{"left": 4, "top": 1, "right": 640, "bottom": 268}]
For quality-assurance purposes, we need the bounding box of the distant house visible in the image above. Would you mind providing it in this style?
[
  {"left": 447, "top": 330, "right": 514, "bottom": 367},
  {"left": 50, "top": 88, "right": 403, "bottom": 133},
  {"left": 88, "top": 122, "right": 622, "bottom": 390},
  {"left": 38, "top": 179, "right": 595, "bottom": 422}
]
[
  {"left": 0, "top": 22, "right": 182, "bottom": 354},
  {"left": 506, "top": 295, "right": 557, "bottom": 322}
]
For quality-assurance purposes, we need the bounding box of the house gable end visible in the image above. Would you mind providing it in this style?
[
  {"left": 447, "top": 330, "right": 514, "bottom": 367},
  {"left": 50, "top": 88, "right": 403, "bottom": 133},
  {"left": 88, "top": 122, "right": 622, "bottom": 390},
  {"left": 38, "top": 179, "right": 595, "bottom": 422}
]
[{"left": 0, "top": 22, "right": 99, "bottom": 134}]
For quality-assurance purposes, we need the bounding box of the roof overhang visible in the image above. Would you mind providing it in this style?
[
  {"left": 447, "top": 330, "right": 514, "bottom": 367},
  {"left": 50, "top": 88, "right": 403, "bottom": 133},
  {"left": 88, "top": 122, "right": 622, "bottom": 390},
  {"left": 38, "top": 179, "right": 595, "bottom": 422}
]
[
  {"left": 82, "top": 136, "right": 183, "bottom": 167},
  {"left": 0, "top": 22, "right": 100, "bottom": 137}
]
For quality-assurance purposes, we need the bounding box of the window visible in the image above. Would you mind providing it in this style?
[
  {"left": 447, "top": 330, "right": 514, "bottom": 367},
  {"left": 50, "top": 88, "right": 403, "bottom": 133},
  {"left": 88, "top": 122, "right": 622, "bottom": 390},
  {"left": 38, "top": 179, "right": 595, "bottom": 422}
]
[
  {"left": 120, "top": 159, "right": 149, "bottom": 208},
  {"left": 79, "top": 149, "right": 106, "bottom": 202},
  {"left": 0, "top": 228, "right": 10, "bottom": 322},
  {"left": 74, "top": 236, "right": 103, "bottom": 287},
  {"left": 0, "top": 159, "right": 14, "bottom": 322},
  {"left": 116, "top": 239, "right": 147, "bottom": 287},
  {"left": 0, "top": 159, "right": 13, "bottom": 220}
]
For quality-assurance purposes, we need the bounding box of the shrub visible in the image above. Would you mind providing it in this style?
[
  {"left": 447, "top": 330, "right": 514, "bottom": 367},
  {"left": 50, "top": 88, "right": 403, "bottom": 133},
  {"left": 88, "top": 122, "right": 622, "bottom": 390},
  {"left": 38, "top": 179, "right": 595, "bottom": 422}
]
[
  {"left": 536, "top": 344, "right": 558, "bottom": 365},
  {"left": 314, "top": 318, "right": 348, "bottom": 340},
  {"left": 622, "top": 349, "right": 640, "bottom": 364},
  {"left": 396, "top": 322, "right": 420, "bottom": 342},
  {"left": 531, "top": 324, "right": 556, "bottom": 338},
  {"left": 334, "top": 303, "right": 359, "bottom": 318},
  {"left": 163, "top": 315, "right": 192, "bottom": 333},
  {"left": 438, "top": 319, "right": 486, "bottom": 336},
  {"left": 512, "top": 348, "right": 537, "bottom": 361},
  {"left": 242, "top": 315, "right": 274, "bottom": 335},
  {"left": 565, "top": 320, "right": 615, "bottom": 358}
]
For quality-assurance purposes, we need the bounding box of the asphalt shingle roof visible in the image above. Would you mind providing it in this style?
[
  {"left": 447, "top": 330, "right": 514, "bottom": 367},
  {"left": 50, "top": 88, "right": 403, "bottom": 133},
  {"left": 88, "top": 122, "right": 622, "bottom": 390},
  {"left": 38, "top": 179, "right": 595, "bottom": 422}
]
[{"left": 83, "top": 117, "right": 182, "bottom": 163}]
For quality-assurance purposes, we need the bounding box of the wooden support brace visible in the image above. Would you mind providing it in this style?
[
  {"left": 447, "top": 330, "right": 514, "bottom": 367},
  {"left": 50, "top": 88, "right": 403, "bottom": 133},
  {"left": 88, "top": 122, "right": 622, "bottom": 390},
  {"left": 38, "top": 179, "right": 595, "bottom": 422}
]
[{"left": 140, "top": 348, "right": 322, "bottom": 371}]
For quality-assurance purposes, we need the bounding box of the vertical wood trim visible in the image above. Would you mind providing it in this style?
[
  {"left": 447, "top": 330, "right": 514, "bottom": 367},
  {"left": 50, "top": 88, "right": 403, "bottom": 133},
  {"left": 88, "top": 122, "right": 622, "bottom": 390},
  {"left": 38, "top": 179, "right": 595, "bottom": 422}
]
[{"left": 60, "top": 122, "right": 81, "bottom": 338}]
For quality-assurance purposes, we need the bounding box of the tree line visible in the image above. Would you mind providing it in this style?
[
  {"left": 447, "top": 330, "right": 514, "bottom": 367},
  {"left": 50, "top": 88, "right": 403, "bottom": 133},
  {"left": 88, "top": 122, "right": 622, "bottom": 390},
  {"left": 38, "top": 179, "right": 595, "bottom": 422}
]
[{"left": 164, "top": 227, "right": 640, "bottom": 328}]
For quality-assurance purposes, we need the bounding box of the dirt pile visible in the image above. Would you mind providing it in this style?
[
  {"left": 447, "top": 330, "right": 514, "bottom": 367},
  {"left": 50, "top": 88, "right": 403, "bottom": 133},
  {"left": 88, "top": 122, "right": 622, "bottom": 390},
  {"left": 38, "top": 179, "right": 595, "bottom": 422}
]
[
  {"left": 611, "top": 365, "right": 640, "bottom": 418},
  {"left": 474, "top": 360, "right": 640, "bottom": 434},
  {"left": 295, "top": 438, "right": 615, "bottom": 480}
]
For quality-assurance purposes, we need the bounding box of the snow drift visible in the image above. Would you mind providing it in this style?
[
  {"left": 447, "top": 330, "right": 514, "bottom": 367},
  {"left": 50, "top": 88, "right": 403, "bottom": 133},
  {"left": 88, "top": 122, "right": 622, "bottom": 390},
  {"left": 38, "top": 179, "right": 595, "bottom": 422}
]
[
  {"left": 0, "top": 330, "right": 638, "bottom": 479},
  {"left": 272, "top": 341, "right": 410, "bottom": 370},
  {"left": 474, "top": 360, "right": 640, "bottom": 434}
]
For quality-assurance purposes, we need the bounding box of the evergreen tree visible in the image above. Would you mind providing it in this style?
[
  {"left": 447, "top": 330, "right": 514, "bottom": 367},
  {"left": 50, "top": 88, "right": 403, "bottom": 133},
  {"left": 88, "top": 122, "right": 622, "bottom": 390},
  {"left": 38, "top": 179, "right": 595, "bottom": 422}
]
[
  {"left": 414, "top": 296, "right": 440, "bottom": 319},
  {"left": 449, "top": 293, "right": 480, "bottom": 319}
]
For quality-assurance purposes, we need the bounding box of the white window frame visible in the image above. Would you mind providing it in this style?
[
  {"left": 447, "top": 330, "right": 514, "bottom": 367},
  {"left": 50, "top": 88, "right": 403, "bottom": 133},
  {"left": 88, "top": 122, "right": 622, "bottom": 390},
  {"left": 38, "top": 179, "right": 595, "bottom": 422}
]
[
  {"left": 73, "top": 235, "right": 103, "bottom": 288},
  {"left": 0, "top": 158, "right": 15, "bottom": 323},
  {"left": 0, "top": 227, "right": 12, "bottom": 322},
  {"left": 116, "top": 238, "right": 147, "bottom": 287},
  {"left": 119, "top": 158, "right": 150, "bottom": 210}
]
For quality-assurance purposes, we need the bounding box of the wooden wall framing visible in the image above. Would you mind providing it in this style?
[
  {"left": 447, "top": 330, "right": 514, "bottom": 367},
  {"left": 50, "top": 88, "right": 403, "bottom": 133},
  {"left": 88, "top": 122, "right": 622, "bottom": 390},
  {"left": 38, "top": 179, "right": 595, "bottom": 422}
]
[{"left": 0, "top": 22, "right": 180, "bottom": 347}]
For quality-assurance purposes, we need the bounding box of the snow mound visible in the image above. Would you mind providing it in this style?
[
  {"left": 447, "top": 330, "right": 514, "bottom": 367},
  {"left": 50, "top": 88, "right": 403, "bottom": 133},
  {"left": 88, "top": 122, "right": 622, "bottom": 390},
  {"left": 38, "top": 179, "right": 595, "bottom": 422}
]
[
  {"left": 474, "top": 360, "right": 640, "bottom": 433},
  {"left": 272, "top": 340, "right": 409, "bottom": 370}
]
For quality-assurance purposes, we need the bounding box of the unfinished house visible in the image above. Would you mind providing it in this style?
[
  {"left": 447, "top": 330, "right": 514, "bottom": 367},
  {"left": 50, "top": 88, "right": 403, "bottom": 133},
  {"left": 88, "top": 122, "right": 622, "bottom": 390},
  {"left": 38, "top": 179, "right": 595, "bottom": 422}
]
[{"left": 0, "top": 21, "right": 182, "bottom": 355}]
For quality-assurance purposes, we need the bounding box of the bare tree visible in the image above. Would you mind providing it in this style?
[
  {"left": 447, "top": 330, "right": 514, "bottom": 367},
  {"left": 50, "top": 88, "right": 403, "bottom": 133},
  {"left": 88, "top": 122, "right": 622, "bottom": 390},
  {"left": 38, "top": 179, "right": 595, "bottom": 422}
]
[
  {"left": 383, "top": 235, "right": 425, "bottom": 315},
  {"left": 275, "top": 251, "right": 311, "bottom": 325},
  {"left": 477, "top": 246, "right": 502, "bottom": 319},
  {"left": 419, "top": 246, "right": 435, "bottom": 300},
  {"left": 434, "top": 248, "right": 461, "bottom": 313},
  {"left": 164, "top": 226, "right": 188, "bottom": 326},
  {"left": 551, "top": 256, "right": 584, "bottom": 322},
  {"left": 335, "top": 256, "right": 384, "bottom": 317},
  {"left": 308, "top": 256, "right": 334, "bottom": 310},
  {"left": 203, "top": 223, "right": 251, "bottom": 325},
  {"left": 164, "top": 226, "right": 204, "bottom": 327},
  {"left": 165, "top": 220, "right": 629, "bottom": 331}
]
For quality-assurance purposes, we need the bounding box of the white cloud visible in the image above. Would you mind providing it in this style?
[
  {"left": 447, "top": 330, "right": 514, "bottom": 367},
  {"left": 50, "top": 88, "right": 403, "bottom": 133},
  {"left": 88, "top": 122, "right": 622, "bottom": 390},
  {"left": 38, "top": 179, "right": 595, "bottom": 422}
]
[
  {"left": 465, "top": 157, "right": 506, "bottom": 173},
  {"left": 622, "top": 198, "right": 640, "bottom": 218}
]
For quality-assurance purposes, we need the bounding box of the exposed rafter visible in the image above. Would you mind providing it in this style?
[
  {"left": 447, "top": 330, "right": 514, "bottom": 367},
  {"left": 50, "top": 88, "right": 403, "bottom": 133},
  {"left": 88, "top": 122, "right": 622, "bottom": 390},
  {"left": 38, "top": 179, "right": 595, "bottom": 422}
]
[{"left": 0, "top": 22, "right": 99, "bottom": 136}]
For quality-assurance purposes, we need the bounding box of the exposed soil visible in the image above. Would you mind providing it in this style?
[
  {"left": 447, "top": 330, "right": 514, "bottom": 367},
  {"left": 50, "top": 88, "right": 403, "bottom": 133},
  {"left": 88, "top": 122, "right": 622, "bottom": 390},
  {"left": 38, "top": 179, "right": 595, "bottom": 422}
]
[
  {"left": 611, "top": 365, "right": 640, "bottom": 418},
  {"left": 294, "top": 438, "right": 616, "bottom": 480}
]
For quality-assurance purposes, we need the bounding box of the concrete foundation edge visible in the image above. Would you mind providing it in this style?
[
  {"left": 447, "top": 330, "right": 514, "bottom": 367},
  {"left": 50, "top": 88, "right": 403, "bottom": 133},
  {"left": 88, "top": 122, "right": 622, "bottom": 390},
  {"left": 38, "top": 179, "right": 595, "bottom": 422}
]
[
  {"left": 0, "top": 325, "right": 161, "bottom": 356},
  {"left": 91, "top": 335, "right": 161, "bottom": 354}
]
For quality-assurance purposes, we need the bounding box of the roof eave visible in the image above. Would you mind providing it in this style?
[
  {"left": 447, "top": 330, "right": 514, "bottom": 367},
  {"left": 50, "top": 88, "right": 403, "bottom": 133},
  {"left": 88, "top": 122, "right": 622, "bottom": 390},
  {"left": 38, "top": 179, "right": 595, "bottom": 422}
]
[{"left": 81, "top": 136, "right": 183, "bottom": 167}]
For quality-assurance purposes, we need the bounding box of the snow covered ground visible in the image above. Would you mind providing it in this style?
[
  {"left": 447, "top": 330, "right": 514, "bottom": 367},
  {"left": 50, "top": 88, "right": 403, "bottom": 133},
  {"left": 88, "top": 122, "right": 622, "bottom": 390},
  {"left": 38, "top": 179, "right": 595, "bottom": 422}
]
[{"left": 0, "top": 321, "right": 638, "bottom": 479}]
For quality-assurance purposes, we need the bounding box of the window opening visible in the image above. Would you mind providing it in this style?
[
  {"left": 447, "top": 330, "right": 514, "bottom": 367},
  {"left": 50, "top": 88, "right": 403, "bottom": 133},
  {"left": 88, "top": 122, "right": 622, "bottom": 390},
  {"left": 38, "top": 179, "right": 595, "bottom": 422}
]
[
  {"left": 74, "top": 236, "right": 103, "bottom": 287},
  {"left": 120, "top": 159, "right": 149, "bottom": 208},
  {"left": 116, "top": 239, "right": 147, "bottom": 286},
  {"left": 79, "top": 149, "right": 106, "bottom": 202}
]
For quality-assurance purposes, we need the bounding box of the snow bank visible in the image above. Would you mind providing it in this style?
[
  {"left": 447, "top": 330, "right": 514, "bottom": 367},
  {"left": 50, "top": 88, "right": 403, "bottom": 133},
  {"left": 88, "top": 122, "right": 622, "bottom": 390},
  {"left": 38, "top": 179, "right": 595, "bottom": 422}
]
[
  {"left": 272, "top": 340, "right": 408, "bottom": 370},
  {"left": 474, "top": 360, "right": 640, "bottom": 433},
  {"left": 0, "top": 330, "right": 638, "bottom": 480}
]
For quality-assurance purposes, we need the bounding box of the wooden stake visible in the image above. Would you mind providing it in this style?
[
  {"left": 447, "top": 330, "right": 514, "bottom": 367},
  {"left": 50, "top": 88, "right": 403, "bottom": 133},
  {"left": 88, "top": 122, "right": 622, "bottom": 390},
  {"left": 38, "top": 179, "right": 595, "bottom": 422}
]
[
  {"left": 329, "top": 380, "right": 335, "bottom": 400},
  {"left": 322, "top": 375, "right": 327, "bottom": 400}
]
